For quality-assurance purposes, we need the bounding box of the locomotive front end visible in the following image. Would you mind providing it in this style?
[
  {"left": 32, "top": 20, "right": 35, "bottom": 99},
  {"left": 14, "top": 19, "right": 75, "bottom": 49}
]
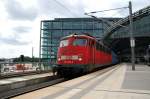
[{"left": 56, "top": 35, "right": 88, "bottom": 77}]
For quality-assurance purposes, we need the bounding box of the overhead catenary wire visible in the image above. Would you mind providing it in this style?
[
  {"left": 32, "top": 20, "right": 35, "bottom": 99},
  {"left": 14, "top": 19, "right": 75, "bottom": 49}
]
[
  {"left": 53, "top": 0, "right": 78, "bottom": 17},
  {"left": 85, "top": 6, "right": 129, "bottom": 29},
  {"left": 85, "top": 7, "right": 128, "bottom": 14}
]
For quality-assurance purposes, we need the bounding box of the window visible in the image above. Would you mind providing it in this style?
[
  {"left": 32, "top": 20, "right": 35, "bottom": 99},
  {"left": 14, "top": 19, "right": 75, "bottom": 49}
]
[
  {"left": 59, "top": 40, "right": 69, "bottom": 47},
  {"left": 63, "top": 22, "right": 72, "bottom": 29},
  {"left": 52, "top": 22, "right": 62, "bottom": 29},
  {"left": 52, "top": 30, "right": 62, "bottom": 38},
  {"left": 42, "top": 22, "right": 50, "bottom": 29},
  {"left": 73, "top": 39, "right": 87, "bottom": 46},
  {"left": 72, "top": 22, "right": 82, "bottom": 29}
]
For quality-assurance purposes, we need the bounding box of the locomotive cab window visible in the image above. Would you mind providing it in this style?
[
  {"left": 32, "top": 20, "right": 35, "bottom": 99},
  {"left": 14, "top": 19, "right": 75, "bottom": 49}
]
[
  {"left": 73, "top": 38, "right": 87, "bottom": 46},
  {"left": 59, "top": 39, "right": 69, "bottom": 47}
]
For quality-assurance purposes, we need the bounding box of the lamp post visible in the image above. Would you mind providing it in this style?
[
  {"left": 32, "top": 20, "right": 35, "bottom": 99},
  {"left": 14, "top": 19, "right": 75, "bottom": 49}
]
[
  {"left": 147, "top": 45, "right": 150, "bottom": 66},
  {"left": 32, "top": 47, "right": 34, "bottom": 67},
  {"left": 129, "top": 1, "right": 135, "bottom": 70},
  {"left": 0, "top": 64, "right": 1, "bottom": 77}
]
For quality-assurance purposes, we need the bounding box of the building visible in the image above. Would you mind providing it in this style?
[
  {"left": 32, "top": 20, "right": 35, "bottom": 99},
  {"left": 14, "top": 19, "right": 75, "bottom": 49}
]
[
  {"left": 40, "top": 18, "right": 120, "bottom": 65},
  {"left": 103, "top": 5, "right": 150, "bottom": 62}
]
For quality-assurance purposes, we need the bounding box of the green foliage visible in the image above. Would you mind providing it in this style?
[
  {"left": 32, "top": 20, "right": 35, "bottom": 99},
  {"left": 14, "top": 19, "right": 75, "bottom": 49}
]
[{"left": 13, "top": 55, "right": 39, "bottom": 62}]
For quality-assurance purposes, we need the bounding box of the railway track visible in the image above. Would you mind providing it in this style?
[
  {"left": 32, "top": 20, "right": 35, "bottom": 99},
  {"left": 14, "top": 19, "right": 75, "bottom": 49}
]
[{"left": 0, "top": 75, "right": 65, "bottom": 99}]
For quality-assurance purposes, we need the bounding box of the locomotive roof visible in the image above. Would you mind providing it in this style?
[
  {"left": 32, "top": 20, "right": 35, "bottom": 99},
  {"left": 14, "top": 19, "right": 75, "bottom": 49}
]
[
  {"left": 61, "top": 34, "right": 110, "bottom": 50},
  {"left": 61, "top": 34, "right": 95, "bottom": 40}
]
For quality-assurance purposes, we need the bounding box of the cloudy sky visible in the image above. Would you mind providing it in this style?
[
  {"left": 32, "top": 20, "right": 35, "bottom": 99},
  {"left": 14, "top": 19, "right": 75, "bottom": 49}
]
[{"left": 0, "top": 0, "right": 149, "bottom": 58}]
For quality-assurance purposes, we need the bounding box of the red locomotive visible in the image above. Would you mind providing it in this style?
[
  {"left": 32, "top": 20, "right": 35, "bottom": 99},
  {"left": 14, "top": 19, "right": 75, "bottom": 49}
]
[{"left": 54, "top": 34, "right": 117, "bottom": 77}]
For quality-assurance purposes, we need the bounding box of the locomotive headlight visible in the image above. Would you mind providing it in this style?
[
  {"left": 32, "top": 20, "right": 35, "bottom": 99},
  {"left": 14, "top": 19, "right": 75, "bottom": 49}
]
[
  {"left": 58, "top": 58, "right": 61, "bottom": 61},
  {"left": 79, "top": 58, "right": 82, "bottom": 61}
]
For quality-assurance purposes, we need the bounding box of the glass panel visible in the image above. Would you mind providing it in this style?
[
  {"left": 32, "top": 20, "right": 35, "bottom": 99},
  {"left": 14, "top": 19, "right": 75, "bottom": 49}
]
[
  {"left": 42, "top": 22, "right": 51, "bottom": 29},
  {"left": 52, "top": 30, "right": 62, "bottom": 38},
  {"left": 63, "top": 22, "right": 72, "bottom": 29},
  {"left": 93, "top": 30, "right": 103, "bottom": 37},
  {"left": 62, "top": 30, "right": 73, "bottom": 36},
  {"left": 42, "top": 30, "right": 51, "bottom": 37},
  {"left": 51, "top": 39, "right": 59, "bottom": 46},
  {"left": 72, "top": 22, "right": 82, "bottom": 29},
  {"left": 82, "top": 22, "right": 93, "bottom": 29},
  {"left": 94, "top": 22, "right": 102, "bottom": 29},
  {"left": 52, "top": 22, "right": 62, "bottom": 29}
]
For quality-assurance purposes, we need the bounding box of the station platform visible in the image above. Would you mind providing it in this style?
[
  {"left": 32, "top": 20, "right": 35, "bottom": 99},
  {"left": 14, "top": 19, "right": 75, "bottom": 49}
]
[
  {"left": 0, "top": 72, "right": 52, "bottom": 98},
  {"left": 12, "top": 63, "right": 150, "bottom": 99}
]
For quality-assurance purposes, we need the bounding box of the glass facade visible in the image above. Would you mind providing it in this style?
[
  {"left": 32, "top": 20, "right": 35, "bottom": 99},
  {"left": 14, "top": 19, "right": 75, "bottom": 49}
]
[{"left": 40, "top": 18, "right": 120, "bottom": 65}]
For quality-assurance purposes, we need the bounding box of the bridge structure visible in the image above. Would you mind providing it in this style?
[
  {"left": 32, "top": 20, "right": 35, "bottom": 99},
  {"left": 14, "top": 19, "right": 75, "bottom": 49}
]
[{"left": 103, "top": 5, "right": 150, "bottom": 62}]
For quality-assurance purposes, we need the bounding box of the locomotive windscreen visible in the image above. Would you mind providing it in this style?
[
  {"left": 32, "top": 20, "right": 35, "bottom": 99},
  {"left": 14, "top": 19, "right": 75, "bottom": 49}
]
[
  {"left": 59, "top": 39, "right": 69, "bottom": 47},
  {"left": 73, "top": 39, "right": 87, "bottom": 46}
]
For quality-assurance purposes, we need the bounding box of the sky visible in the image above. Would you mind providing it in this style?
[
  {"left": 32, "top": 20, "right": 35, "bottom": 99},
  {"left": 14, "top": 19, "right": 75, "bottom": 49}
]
[{"left": 0, "top": 0, "right": 149, "bottom": 58}]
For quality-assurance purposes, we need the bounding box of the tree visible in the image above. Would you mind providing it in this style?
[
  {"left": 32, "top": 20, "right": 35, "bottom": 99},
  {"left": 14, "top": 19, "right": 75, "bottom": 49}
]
[{"left": 20, "top": 55, "right": 24, "bottom": 62}]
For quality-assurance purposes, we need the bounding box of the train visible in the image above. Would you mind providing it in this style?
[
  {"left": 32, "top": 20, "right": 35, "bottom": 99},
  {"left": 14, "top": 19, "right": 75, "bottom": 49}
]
[{"left": 53, "top": 34, "right": 118, "bottom": 77}]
